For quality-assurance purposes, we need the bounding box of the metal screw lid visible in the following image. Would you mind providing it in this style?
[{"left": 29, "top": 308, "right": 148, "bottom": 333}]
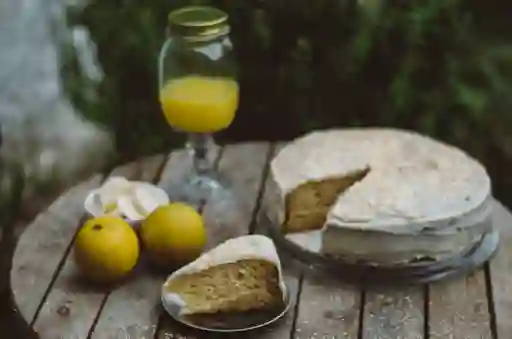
[{"left": 168, "top": 6, "right": 230, "bottom": 41}]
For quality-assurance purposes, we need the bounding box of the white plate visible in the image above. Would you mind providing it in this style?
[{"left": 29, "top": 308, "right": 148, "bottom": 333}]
[{"left": 160, "top": 282, "right": 294, "bottom": 333}]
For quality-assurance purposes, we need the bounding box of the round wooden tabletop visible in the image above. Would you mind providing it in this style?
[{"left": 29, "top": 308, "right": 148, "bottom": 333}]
[{"left": 10, "top": 142, "right": 512, "bottom": 339}]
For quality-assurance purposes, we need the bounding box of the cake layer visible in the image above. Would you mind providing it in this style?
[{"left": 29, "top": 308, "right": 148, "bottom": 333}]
[
  {"left": 321, "top": 195, "right": 493, "bottom": 263},
  {"left": 165, "top": 259, "right": 283, "bottom": 315},
  {"left": 267, "top": 128, "right": 492, "bottom": 263}
]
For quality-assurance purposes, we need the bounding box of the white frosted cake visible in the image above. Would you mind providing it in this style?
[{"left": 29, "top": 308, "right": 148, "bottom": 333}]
[
  {"left": 162, "top": 235, "right": 286, "bottom": 316},
  {"left": 264, "top": 128, "right": 493, "bottom": 264}
]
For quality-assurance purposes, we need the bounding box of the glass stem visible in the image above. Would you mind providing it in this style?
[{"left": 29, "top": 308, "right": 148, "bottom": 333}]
[{"left": 187, "top": 133, "right": 214, "bottom": 176}]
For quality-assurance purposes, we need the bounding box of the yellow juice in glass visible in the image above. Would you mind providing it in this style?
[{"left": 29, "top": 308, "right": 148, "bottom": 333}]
[{"left": 159, "top": 75, "right": 239, "bottom": 133}]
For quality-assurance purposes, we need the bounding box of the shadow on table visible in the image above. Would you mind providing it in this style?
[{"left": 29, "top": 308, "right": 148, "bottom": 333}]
[{"left": 0, "top": 162, "right": 38, "bottom": 338}]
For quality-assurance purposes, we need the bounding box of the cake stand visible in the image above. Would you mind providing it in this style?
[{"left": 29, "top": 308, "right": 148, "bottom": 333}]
[{"left": 261, "top": 209, "right": 500, "bottom": 285}]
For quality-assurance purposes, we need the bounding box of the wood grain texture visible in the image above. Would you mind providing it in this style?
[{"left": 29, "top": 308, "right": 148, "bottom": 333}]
[
  {"left": 89, "top": 152, "right": 192, "bottom": 339},
  {"left": 252, "top": 214, "right": 304, "bottom": 339},
  {"left": 158, "top": 142, "right": 272, "bottom": 339},
  {"left": 363, "top": 286, "right": 424, "bottom": 339},
  {"left": 201, "top": 143, "right": 271, "bottom": 250},
  {"left": 293, "top": 272, "right": 361, "bottom": 339},
  {"left": 11, "top": 174, "right": 103, "bottom": 323},
  {"left": 159, "top": 144, "right": 221, "bottom": 207},
  {"left": 243, "top": 142, "right": 304, "bottom": 339},
  {"left": 489, "top": 200, "right": 512, "bottom": 339},
  {"left": 12, "top": 142, "right": 509, "bottom": 339},
  {"left": 246, "top": 272, "right": 300, "bottom": 339},
  {"left": 428, "top": 271, "right": 492, "bottom": 339},
  {"left": 262, "top": 141, "right": 363, "bottom": 339},
  {"left": 30, "top": 155, "right": 166, "bottom": 339},
  {"left": 257, "top": 141, "right": 363, "bottom": 339}
]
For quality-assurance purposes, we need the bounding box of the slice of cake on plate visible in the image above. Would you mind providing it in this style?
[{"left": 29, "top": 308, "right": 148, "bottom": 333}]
[
  {"left": 265, "top": 128, "right": 493, "bottom": 264},
  {"left": 162, "top": 235, "right": 286, "bottom": 317}
]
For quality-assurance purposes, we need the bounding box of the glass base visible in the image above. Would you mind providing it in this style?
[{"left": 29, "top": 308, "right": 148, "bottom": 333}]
[{"left": 164, "top": 171, "right": 235, "bottom": 208}]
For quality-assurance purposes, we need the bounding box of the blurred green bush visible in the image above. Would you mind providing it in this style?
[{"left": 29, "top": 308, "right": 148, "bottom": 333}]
[{"left": 63, "top": 0, "right": 512, "bottom": 206}]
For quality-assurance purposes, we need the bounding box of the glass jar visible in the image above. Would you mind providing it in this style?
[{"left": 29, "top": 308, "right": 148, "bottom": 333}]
[{"left": 158, "top": 6, "right": 238, "bottom": 205}]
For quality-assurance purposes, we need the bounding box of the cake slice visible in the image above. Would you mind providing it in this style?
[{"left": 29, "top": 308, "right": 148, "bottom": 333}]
[{"left": 162, "top": 235, "right": 286, "bottom": 317}]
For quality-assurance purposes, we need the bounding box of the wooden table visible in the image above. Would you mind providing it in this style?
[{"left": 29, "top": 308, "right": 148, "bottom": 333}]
[{"left": 10, "top": 142, "right": 512, "bottom": 339}]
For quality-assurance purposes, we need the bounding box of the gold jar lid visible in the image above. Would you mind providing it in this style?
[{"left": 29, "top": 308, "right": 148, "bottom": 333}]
[{"left": 168, "top": 6, "right": 230, "bottom": 41}]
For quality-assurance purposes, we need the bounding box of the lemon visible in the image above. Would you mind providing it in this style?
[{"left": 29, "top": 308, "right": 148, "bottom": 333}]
[
  {"left": 74, "top": 216, "right": 139, "bottom": 284},
  {"left": 140, "top": 202, "right": 207, "bottom": 268}
]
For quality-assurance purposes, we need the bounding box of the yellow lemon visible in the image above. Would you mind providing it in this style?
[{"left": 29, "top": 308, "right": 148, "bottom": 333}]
[
  {"left": 74, "top": 216, "right": 139, "bottom": 284},
  {"left": 140, "top": 202, "right": 207, "bottom": 268}
]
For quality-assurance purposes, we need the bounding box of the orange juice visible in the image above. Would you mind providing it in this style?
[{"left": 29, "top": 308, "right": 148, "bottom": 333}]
[{"left": 159, "top": 75, "right": 239, "bottom": 133}]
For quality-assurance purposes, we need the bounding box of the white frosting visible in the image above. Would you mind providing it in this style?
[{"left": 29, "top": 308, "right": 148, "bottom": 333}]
[
  {"left": 162, "top": 235, "right": 286, "bottom": 315},
  {"left": 271, "top": 128, "right": 491, "bottom": 233},
  {"left": 84, "top": 176, "right": 169, "bottom": 222},
  {"left": 284, "top": 196, "right": 493, "bottom": 263},
  {"left": 268, "top": 128, "right": 492, "bottom": 263}
]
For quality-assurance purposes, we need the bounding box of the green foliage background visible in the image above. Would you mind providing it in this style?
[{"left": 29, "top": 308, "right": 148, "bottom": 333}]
[{"left": 63, "top": 0, "right": 512, "bottom": 206}]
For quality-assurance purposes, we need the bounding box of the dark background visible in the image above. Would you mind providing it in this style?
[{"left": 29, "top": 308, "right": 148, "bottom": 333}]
[{"left": 63, "top": 0, "right": 511, "bottom": 207}]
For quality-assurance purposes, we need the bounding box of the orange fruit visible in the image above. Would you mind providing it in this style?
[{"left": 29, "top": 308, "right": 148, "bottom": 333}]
[
  {"left": 74, "top": 216, "right": 139, "bottom": 284},
  {"left": 140, "top": 202, "right": 207, "bottom": 268}
]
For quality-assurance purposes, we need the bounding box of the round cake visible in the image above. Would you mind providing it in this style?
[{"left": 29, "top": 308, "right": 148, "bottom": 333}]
[{"left": 264, "top": 128, "right": 493, "bottom": 264}]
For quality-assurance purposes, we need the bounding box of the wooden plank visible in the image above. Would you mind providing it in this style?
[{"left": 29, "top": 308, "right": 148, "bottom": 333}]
[
  {"left": 257, "top": 142, "right": 362, "bottom": 339},
  {"left": 489, "top": 200, "right": 512, "bottom": 339},
  {"left": 91, "top": 146, "right": 223, "bottom": 339},
  {"left": 159, "top": 144, "right": 221, "bottom": 206},
  {"left": 201, "top": 143, "right": 271, "bottom": 250},
  {"left": 157, "top": 142, "right": 221, "bottom": 209},
  {"left": 29, "top": 155, "right": 166, "bottom": 339},
  {"left": 240, "top": 143, "right": 303, "bottom": 339},
  {"left": 246, "top": 272, "right": 300, "bottom": 339},
  {"left": 11, "top": 174, "right": 103, "bottom": 323},
  {"left": 241, "top": 143, "right": 303, "bottom": 339},
  {"left": 88, "top": 150, "right": 195, "bottom": 339},
  {"left": 294, "top": 272, "right": 362, "bottom": 339},
  {"left": 252, "top": 213, "right": 303, "bottom": 339},
  {"left": 428, "top": 271, "right": 492, "bottom": 339},
  {"left": 363, "top": 286, "right": 424, "bottom": 339},
  {"left": 157, "top": 142, "right": 272, "bottom": 339}
]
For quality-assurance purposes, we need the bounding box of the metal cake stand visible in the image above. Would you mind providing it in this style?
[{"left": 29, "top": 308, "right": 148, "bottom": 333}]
[{"left": 260, "top": 210, "right": 500, "bottom": 285}]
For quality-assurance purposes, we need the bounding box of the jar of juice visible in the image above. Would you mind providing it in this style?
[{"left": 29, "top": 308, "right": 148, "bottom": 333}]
[
  {"left": 159, "top": 6, "right": 237, "bottom": 133},
  {"left": 158, "top": 6, "right": 239, "bottom": 205}
]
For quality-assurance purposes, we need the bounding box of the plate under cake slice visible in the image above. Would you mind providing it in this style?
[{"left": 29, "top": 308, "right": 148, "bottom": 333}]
[
  {"left": 162, "top": 235, "right": 286, "bottom": 319},
  {"left": 265, "top": 128, "right": 492, "bottom": 264}
]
